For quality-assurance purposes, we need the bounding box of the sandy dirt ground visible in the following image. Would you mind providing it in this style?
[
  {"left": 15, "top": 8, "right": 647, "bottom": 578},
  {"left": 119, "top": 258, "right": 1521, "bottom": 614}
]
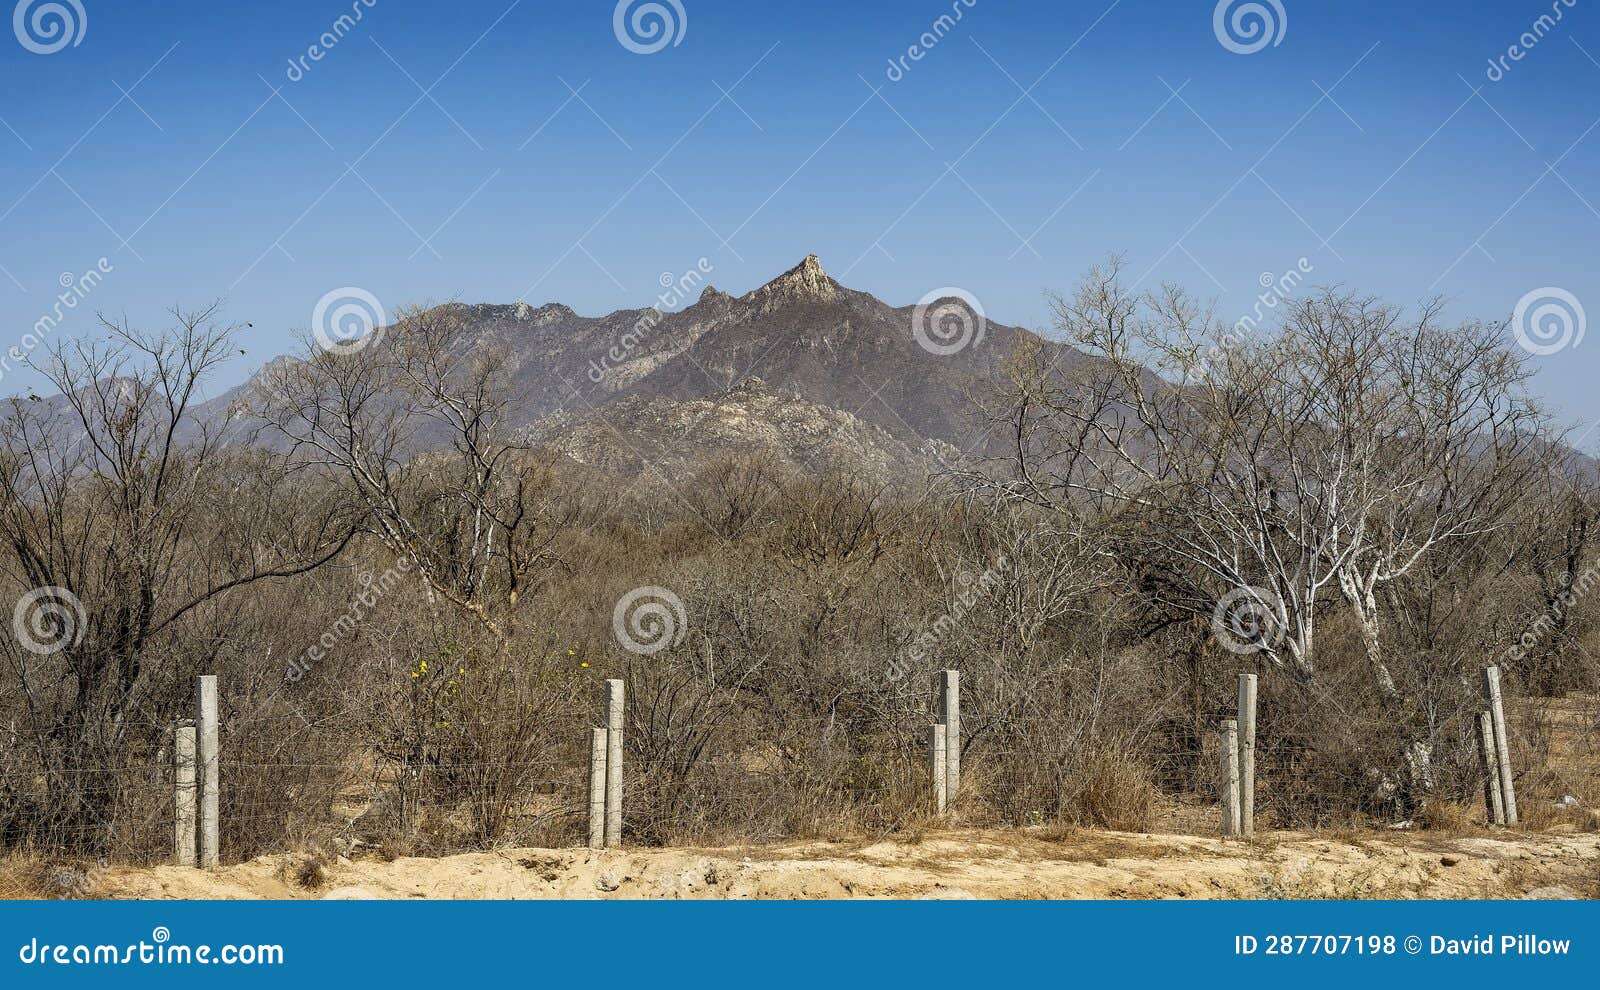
[{"left": 88, "top": 826, "right": 1600, "bottom": 900}]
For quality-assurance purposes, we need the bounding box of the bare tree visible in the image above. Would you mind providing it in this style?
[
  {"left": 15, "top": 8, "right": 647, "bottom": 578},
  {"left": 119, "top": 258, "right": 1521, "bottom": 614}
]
[
  {"left": 1277, "top": 294, "right": 1549, "bottom": 707},
  {"left": 251, "top": 304, "right": 573, "bottom": 651},
  {"left": 973, "top": 258, "right": 1347, "bottom": 682},
  {"left": 975, "top": 259, "right": 1555, "bottom": 806},
  {"left": 0, "top": 304, "right": 354, "bottom": 849}
]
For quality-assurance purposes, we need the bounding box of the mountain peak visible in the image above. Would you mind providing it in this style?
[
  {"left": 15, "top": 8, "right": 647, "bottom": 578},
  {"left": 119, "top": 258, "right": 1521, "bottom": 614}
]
[{"left": 748, "top": 254, "right": 839, "bottom": 302}]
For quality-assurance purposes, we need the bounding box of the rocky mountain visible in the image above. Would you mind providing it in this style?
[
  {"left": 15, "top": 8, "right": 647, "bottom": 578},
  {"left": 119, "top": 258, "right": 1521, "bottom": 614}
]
[
  {"left": 216, "top": 255, "right": 1078, "bottom": 479},
  {"left": 541, "top": 376, "right": 962, "bottom": 480},
  {"left": 425, "top": 254, "right": 1075, "bottom": 473}
]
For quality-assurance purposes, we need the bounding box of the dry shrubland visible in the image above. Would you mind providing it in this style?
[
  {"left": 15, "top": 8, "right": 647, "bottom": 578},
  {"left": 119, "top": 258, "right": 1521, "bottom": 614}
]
[{"left": 1, "top": 276, "right": 1597, "bottom": 872}]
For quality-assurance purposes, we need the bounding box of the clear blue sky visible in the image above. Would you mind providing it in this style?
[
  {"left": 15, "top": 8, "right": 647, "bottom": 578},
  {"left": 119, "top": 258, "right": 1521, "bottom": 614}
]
[{"left": 1, "top": 0, "right": 1596, "bottom": 438}]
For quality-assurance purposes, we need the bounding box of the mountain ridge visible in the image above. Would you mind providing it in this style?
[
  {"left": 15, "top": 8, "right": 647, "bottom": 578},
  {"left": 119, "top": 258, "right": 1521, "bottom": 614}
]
[{"left": 88, "top": 256, "right": 1079, "bottom": 481}]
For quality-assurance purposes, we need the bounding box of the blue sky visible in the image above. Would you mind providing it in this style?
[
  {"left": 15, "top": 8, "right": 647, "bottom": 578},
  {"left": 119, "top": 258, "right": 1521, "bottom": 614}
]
[{"left": 0, "top": 0, "right": 1596, "bottom": 438}]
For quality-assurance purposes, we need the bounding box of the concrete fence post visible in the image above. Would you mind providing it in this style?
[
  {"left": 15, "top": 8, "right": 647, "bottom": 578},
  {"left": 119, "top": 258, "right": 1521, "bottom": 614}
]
[
  {"left": 1237, "top": 673, "right": 1257, "bottom": 837},
  {"left": 1220, "top": 719, "right": 1241, "bottom": 838},
  {"left": 936, "top": 670, "right": 960, "bottom": 804},
  {"left": 603, "top": 679, "right": 624, "bottom": 848},
  {"left": 930, "top": 724, "right": 948, "bottom": 815},
  {"left": 1482, "top": 666, "right": 1518, "bottom": 825},
  {"left": 587, "top": 726, "right": 607, "bottom": 849},
  {"left": 1477, "top": 710, "right": 1505, "bottom": 826},
  {"left": 195, "top": 675, "right": 219, "bottom": 868},
  {"left": 174, "top": 723, "right": 196, "bottom": 867}
]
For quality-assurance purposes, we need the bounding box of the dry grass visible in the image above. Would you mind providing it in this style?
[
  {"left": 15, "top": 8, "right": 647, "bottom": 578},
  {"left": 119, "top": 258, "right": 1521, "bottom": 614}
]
[
  {"left": 1416, "top": 799, "right": 1487, "bottom": 834},
  {"left": 0, "top": 856, "right": 48, "bottom": 899},
  {"left": 1509, "top": 692, "right": 1598, "bottom": 834},
  {"left": 1066, "top": 750, "right": 1159, "bottom": 831},
  {"left": 276, "top": 854, "right": 329, "bottom": 890},
  {"left": 0, "top": 856, "right": 101, "bottom": 900}
]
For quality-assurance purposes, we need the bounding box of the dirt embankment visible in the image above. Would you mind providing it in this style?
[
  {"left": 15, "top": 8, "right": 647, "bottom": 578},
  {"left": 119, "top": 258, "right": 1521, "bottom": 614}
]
[{"left": 85, "top": 827, "right": 1600, "bottom": 900}]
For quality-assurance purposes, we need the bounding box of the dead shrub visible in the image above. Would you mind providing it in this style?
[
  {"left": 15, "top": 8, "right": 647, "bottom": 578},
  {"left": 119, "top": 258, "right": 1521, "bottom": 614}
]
[{"left": 278, "top": 854, "right": 328, "bottom": 890}]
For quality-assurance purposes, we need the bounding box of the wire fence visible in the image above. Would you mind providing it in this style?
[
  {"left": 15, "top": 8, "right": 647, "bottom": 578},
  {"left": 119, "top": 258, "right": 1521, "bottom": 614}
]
[{"left": 2, "top": 668, "right": 1596, "bottom": 899}]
